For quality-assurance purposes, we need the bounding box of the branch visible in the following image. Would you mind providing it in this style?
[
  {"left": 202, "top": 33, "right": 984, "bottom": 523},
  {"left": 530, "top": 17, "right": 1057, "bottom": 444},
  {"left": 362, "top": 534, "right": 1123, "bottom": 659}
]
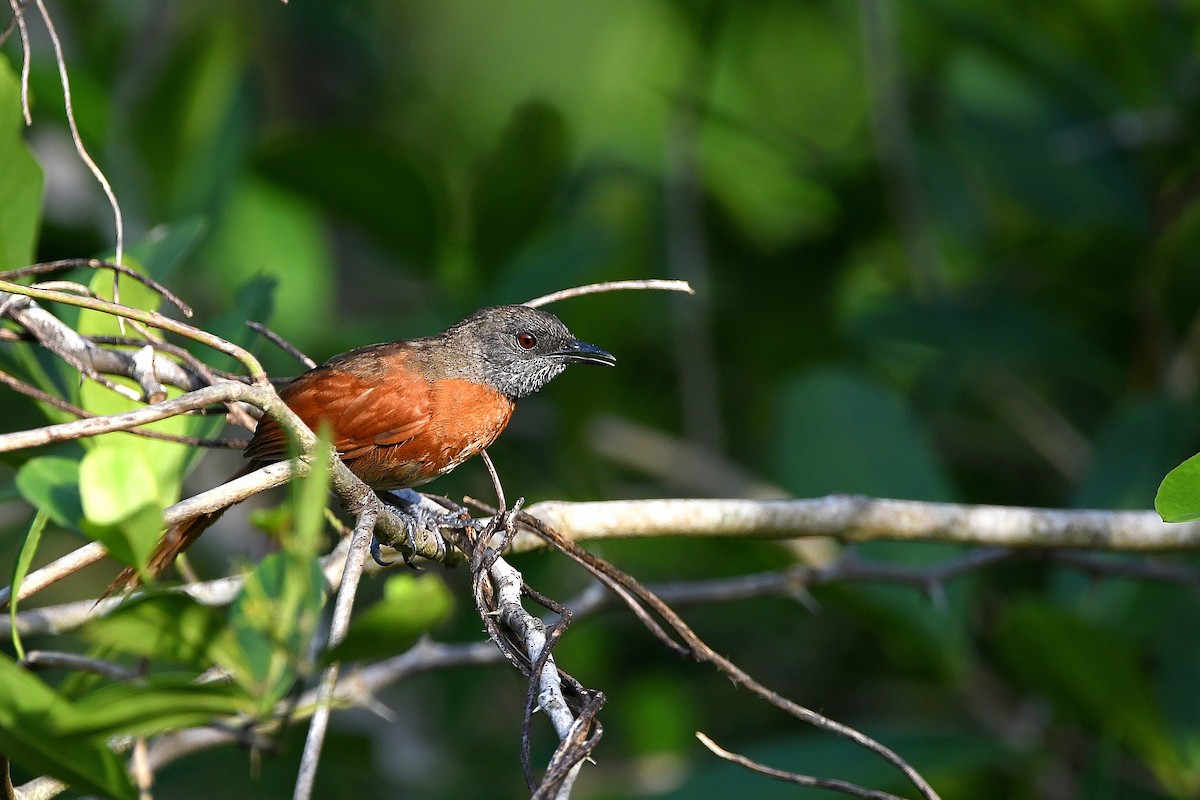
[
  {"left": 293, "top": 498, "right": 378, "bottom": 800},
  {"left": 518, "top": 497, "right": 1200, "bottom": 552},
  {"left": 0, "top": 280, "right": 266, "bottom": 384},
  {"left": 525, "top": 279, "right": 693, "bottom": 308},
  {"left": 696, "top": 732, "right": 909, "bottom": 800}
]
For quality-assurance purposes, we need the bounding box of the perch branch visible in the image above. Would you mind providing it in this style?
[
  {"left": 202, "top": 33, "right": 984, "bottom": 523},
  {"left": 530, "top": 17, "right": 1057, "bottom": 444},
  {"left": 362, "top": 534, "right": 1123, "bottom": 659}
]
[{"left": 518, "top": 497, "right": 1200, "bottom": 552}]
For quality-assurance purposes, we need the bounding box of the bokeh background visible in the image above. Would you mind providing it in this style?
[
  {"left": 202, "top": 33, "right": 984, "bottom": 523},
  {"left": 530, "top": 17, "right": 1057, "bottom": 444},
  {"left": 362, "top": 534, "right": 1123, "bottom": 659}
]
[{"left": 6, "top": 1, "right": 1200, "bottom": 797}]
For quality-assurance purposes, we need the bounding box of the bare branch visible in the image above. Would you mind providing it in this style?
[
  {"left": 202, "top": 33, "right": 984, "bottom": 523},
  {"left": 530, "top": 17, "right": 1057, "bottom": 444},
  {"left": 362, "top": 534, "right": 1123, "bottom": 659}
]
[
  {"left": 696, "top": 732, "right": 910, "bottom": 800},
  {"left": 0, "top": 289, "right": 205, "bottom": 394},
  {"left": 31, "top": 0, "right": 125, "bottom": 265},
  {"left": 518, "top": 497, "right": 1200, "bottom": 552},
  {"left": 0, "top": 381, "right": 270, "bottom": 452},
  {"left": 20, "top": 650, "right": 136, "bottom": 681},
  {"left": 0, "top": 259, "right": 194, "bottom": 317},
  {"left": 293, "top": 498, "right": 379, "bottom": 800},
  {"left": 517, "top": 512, "right": 942, "bottom": 800},
  {"left": 5, "top": 1, "right": 31, "bottom": 124},
  {"left": 0, "top": 367, "right": 240, "bottom": 448},
  {"left": 246, "top": 320, "right": 315, "bottom": 369},
  {"left": 525, "top": 279, "right": 693, "bottom": 308},
  {"left": 0, "top": 281, "right": 267, "bottom": 383}
]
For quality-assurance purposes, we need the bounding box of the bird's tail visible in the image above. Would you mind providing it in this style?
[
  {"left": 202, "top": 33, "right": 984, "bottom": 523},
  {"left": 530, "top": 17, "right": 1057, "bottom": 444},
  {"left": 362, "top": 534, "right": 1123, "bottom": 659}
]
[{"left": 105, "top": 466, "right": 252, "bottom": 595}]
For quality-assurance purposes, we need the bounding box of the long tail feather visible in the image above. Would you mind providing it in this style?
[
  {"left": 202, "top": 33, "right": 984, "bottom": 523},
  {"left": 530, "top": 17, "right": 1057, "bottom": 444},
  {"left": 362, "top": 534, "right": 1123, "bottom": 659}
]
[{"left": 105, "top": 466, "right": 253, "bottom": 595}]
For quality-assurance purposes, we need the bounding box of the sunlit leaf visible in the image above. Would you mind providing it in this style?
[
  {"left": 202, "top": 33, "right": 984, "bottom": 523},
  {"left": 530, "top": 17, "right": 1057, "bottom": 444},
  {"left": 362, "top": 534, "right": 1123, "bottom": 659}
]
[
  {"left": 52, "top": 675, "right": 254, "bottom": 739},
  {"left": 82, "top": 593, "right": 245, "bottom": 676},
  {"left": 0, "top": 655, "right": 136, "bottom": 800},
  {"left": 1156, "top": 452, "right": 1200, "bottom": 523}
]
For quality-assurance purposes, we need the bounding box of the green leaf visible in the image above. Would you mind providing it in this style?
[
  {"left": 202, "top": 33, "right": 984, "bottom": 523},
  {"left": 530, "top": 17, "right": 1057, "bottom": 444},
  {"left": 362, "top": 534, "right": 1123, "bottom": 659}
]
[
  {"left": 0, "top": 655, "right": 136, "bottom": 800},
  {"left": 82, "top": 593, "right": 243, "bottom": 675},
  {"left": 8, "top": 510, "right": 47, "bottom": 659},
  {"left": 1156, "top": 452, "right": 1200, "bottom": 522},
  {"left": 79, "top": 446, "right": 161, "bottom": 526},
  {"left": 289, "top": 427, "right": 332, "bottom": 558},
  {"left": 325, "top": 574, "right": 453, "bottom": 664},
  {"left": 15, "top": 456, "right": 85, "bottom": 530},
  {"left": 0, "top": 59, "right": 45, "bottom": 270},
  {"left": 79, "top": 446, "right": 164, "bottom": 571},
  {"left": 229, "top": 553, "right": 325, "bottom": 711},
  {"left": 52, "top": 675, "right": 253, "bottom": 739}
]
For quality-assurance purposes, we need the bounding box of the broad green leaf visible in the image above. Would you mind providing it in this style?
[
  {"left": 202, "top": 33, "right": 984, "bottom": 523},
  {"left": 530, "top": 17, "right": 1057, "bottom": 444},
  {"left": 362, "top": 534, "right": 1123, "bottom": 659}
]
[
  {"left": 15, "top": 456, "right": 85, "bottom": 530},
  {"left": 229, "top": 553, "right": 325, "bottom": 711},
  {"left": 79, "top": 446, "right": 163, "bottom": 571},
  {"left": 0, "top": 655, "right": 136, "bottom": 800},
  {"left": 8, "top": 510, "right": 47, "bottom": 659},
  {"left": 325, "top": 574, "right": 453, "bottom": 664},
  {"left": 82, "top": 594, "right": 244, "bottom": 675},
  {"left": 0, "top": 59, "right": 44, "bottom": 270},
  {"left": 79, "top": 446, "right": 160, "bottom": 525},
  {"left": 1156, "top": 452, "right": 1200, "bottom": 522},
  {"left": 83, "top": 503, "right": 163, "bottom": 574},
  {"left": 52, "top": 676, "right": 253, "bottom": 739}
]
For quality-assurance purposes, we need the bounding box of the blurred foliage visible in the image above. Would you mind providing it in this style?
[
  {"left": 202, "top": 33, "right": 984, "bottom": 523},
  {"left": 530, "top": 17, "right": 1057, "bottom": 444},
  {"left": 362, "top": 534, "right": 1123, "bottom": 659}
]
[{"left": 3, "top": 0, "right": 1200, "bottom": 797}]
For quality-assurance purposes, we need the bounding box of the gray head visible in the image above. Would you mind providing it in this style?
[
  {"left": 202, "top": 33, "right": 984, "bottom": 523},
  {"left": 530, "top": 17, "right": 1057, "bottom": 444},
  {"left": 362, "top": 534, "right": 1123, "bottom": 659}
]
[{"left": 441, "top": 305, "right": 615, "bottom": 399}]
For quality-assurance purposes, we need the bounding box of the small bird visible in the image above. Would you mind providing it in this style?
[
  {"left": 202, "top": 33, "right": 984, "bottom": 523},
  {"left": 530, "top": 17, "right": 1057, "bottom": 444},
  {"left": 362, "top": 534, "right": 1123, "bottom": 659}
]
[{"left": 114, "top": 305, "right": 614, "bottom": 590}]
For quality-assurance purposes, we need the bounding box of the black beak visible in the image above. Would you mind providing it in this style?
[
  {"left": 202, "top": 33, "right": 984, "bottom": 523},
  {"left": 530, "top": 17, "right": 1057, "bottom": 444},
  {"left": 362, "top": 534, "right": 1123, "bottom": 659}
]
[{"left": 554, "top": 339, "right": 616, "bottom": 367}]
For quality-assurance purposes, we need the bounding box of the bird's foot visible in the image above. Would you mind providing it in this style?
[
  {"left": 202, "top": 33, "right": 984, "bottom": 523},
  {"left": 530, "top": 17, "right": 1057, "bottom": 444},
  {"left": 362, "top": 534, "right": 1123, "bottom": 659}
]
[{"left": 373, "top": 489, "right": 461, "bottom": 567}]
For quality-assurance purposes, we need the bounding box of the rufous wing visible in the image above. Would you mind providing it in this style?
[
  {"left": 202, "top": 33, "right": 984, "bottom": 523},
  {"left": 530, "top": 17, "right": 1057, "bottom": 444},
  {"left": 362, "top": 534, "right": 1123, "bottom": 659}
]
[{"left": 245, "top": 356, "right": 433, "bottom": 466}]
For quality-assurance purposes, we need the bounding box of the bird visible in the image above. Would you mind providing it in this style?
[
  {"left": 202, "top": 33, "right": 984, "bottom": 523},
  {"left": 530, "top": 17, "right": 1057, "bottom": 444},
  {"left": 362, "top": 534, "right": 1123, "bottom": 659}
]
[{"left": 111, "top": 304, "right": 615, "bottom": 591}]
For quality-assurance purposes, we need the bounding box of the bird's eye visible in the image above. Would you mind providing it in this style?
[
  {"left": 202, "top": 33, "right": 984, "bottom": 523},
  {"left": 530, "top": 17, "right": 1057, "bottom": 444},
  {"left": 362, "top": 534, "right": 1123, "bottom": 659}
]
[{"left": 516, "top": 332, "right": 537, "bottom": 350}]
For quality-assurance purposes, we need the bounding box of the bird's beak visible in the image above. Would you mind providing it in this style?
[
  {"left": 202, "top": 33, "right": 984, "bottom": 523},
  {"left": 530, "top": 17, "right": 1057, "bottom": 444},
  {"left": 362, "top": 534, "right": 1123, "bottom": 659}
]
[{"left": 554, "top": 339, "right": 616, "bottom": 367}]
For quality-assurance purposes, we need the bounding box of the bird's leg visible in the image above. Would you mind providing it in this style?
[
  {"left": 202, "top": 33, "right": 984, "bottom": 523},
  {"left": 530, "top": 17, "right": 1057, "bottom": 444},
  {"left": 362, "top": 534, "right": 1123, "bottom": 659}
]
[{"left": 373, "top": 488, "right": 463, "bottom": 567}]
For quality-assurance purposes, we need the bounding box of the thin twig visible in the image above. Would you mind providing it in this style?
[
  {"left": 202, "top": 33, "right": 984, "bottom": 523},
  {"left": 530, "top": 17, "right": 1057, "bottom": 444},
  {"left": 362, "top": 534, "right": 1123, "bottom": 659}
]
[
  {"left": 246, "top": 321, "right": 315, "bottom": 369},
  {"left": 479, "top": 450, "right": 506, "bottom": 513},
  {"left": 293, "top": 499, "right": 379, "bottom": 800},
  {"left": 32, "top": 0, "right": 124, "bottom": 267},
  {"left": 0, "top": 259, "right": 194, "bottom": 317},
  {"left": 0, "top": 281, "right": 268, "bottom": 383},
  {"left": 517, "top": 512, "right": 942, "bottom": 800},
  {"left": 525, "top": 279, "right": 694, "bottom": 308},
  {"left": 5, "top": 0, "right": 31, "bottom": 124},
  {"left": 19, "top": 650, "right": 136, "bottom": 681},
  {"left": 0, "top": 367, "right": 242, "bottom": 448},
  {"left": 696, "top": 732, "right": 910, "bottom": 800}
]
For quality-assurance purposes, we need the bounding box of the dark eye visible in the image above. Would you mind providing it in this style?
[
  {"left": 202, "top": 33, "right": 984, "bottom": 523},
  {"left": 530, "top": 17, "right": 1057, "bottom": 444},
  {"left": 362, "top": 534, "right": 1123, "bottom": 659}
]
[{"left": 516, "top": 332, "right": 537, "bottom": 350}]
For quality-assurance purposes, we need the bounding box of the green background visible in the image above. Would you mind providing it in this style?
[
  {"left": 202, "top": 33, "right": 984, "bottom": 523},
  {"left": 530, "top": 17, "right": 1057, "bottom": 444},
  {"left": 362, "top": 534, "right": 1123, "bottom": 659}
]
[{"left": 5, "top": 1, "right": 1200, "bottom": 797}]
